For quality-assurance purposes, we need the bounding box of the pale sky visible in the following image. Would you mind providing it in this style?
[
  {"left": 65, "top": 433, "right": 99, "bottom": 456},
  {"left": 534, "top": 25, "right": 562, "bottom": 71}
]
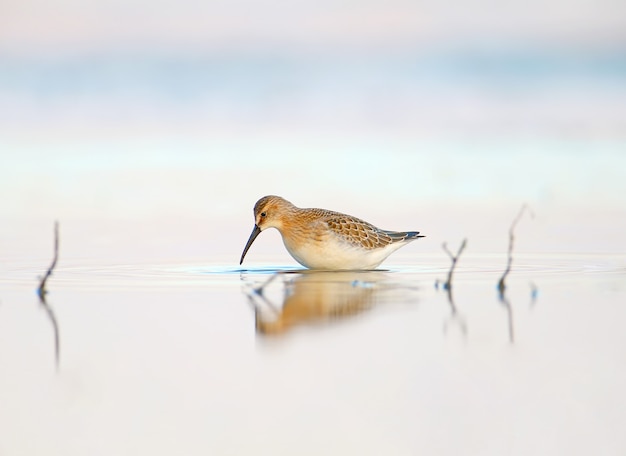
[{"left": 1, "top": 0, "right": 625, "bottom": 55}]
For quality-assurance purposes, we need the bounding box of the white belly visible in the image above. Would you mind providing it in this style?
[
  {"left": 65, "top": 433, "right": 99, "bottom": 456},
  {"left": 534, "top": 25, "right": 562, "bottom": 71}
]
[{"left": 282, "top": 236, "right": 404, "bottom": 270}]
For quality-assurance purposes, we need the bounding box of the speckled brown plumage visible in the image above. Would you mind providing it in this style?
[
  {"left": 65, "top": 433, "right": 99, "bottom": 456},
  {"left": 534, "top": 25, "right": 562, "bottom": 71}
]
[{"left": 240, "top": 195, "right": 425, "bottom": 270}]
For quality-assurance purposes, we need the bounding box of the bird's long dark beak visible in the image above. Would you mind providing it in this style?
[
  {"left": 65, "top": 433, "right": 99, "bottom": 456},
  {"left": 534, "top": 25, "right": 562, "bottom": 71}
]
[{"left": 240, "top": 224, "right": 261, "bottom": 265}]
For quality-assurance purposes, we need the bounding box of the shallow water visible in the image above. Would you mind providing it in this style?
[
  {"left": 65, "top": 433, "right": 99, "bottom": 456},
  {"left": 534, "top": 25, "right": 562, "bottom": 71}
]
[{"left": 1, "top": 240, "right": 625, "bottom": 455}]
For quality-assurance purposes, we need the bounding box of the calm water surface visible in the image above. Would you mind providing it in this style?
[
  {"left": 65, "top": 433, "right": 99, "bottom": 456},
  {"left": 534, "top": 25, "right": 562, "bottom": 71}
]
[{"left": 1, "top": 240, "right": 625, "bottom": 455}]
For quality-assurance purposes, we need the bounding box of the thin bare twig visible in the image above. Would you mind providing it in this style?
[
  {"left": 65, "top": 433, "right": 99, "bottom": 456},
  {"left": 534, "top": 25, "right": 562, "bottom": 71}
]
[
  {"left": 497, "top": 205, "right": 533, "bottom": 294},
  {"left": 37, "top": 221, "right": 60, "bottom": 368},
  {"left": 37, "top": 221, "right": 59, "bottom": 299},
  {"left": 496, "top": 205, "right": 534, "bottom": 344},
  {"left": 442, "top": 239, "right": 467, "bottom": 291}
]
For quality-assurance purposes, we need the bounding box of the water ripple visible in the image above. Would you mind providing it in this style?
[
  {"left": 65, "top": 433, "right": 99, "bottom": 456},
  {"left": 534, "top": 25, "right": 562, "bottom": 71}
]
[{"left": 0, "top": 253, "right": 623, "bottom": 291}]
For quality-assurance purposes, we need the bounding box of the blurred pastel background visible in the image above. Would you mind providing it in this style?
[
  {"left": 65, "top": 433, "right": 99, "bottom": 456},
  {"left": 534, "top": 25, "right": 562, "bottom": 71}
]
[{"left": 2, "top": 0, "right": 626, "bottom": 261}]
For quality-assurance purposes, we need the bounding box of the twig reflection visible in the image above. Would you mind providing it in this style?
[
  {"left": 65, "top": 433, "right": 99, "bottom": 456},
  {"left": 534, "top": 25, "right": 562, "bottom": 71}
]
[
  {"left": 498, "top": 290, "right": 515, "bottom": 344},
  {"left": 244, "top": 271, "right": 399, "bottom": 335},
  {"left": 497, "top": 204, "right": 533, "bottom": 294},
  {"left": 37, "top": 221, "right": 60, "bottom": 368},
  {"left": 440, "top": 240, "right": 468, "bottom": 337}
]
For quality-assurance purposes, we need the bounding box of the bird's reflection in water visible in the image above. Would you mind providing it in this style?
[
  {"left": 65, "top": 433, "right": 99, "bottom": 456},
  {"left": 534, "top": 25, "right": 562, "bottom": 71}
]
[{"left": 244, "top": 271, "right": 411, "bottom": 335}]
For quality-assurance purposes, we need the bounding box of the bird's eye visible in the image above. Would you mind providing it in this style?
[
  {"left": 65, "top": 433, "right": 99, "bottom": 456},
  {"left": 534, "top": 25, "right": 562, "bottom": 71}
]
[{"left": 261, "top": 212, "right": 267, "bottom": 217}]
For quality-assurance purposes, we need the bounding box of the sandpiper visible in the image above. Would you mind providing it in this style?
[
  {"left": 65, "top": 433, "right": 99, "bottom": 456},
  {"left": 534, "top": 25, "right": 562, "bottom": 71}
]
[{"left": 239, "top": 195, "right": 424, "bottom": 270}]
